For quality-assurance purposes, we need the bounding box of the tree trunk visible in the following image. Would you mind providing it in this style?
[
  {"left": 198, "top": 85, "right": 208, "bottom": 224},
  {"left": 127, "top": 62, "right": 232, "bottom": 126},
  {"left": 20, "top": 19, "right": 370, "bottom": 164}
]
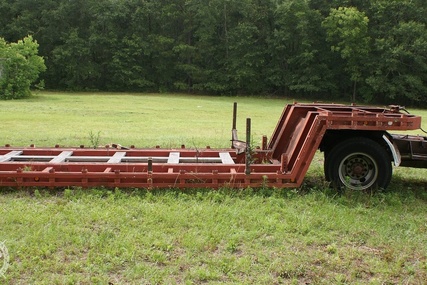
[{"left": 352, "top": 80, "right": 357, "bottom": 102}]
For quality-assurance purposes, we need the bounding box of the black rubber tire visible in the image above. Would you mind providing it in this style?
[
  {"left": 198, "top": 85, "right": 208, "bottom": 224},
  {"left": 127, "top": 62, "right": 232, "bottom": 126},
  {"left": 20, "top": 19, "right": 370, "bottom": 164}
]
[
  {"left": 324, "top": 137, "right": 392, "bottom": 191},
  {"left": 324, "top": 151, "right": 331, "bottom": 182}
]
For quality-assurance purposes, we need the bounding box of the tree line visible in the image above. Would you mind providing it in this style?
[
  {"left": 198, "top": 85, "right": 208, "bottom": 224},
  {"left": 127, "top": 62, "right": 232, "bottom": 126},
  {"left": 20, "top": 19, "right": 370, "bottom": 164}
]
[{"left": 0, "top": 0, "right": 426, "bottom": 105}]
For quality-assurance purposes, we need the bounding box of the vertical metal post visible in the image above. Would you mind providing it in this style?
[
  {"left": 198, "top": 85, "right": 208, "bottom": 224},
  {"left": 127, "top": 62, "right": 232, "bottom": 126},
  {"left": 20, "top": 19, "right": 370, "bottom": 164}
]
[
  {"left": 148, "top": 157, "right": 153, "bottom": 173},
  {"left": 245, "top": 118, "right": 251, "bottom": 175},
  {"left": 262, "top": 135, "right": 267, "bottom": 150},
  {"left": 232, "top": 102, "right": 237, "bottom": 130},
  {"left": 147, "top": 158, "right": 153, "bottom": 189},
  {"left": 231, "top": 102, "right": 237, "bottom": 149}
]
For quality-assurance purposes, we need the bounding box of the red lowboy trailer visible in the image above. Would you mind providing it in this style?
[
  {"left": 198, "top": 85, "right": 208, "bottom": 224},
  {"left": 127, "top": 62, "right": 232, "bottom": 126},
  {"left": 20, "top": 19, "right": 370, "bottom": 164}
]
[{"left": 0, "top": 102, "right": 426, "bottom": 190}]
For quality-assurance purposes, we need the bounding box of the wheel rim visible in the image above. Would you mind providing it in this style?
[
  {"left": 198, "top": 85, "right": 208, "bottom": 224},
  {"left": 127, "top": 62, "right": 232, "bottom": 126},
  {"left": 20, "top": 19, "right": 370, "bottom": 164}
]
[{"left": 338, "top": 152, "right": 378, "bottom": 190}]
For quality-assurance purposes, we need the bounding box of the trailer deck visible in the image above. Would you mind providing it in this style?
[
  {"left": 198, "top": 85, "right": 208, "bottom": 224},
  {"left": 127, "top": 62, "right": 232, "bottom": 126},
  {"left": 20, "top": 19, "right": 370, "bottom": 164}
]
[{"left": 0, "top": 103, "right": 425, "bottom": 190}]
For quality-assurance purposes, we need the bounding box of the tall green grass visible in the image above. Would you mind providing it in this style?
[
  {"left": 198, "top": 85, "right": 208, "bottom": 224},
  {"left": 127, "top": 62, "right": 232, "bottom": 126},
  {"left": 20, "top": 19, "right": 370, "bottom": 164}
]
[
  {"left": 0, "top": 92, "right": 427, "bottom": 284},
  {"left": 1, "top": 187, "right": 427, "bottom": 284}
]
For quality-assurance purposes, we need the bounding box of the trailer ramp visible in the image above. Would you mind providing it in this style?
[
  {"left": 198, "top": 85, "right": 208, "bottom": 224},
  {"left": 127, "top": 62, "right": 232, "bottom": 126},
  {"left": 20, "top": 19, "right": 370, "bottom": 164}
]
[{"left": 267, "top": 103, "right": 422, "bottom": 182}]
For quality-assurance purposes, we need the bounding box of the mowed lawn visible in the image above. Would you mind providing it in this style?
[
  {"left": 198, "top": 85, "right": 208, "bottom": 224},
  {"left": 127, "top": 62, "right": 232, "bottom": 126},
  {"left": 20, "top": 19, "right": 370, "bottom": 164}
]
[{"left": 0, "top": 92, "right": 427, "bottom": 284}]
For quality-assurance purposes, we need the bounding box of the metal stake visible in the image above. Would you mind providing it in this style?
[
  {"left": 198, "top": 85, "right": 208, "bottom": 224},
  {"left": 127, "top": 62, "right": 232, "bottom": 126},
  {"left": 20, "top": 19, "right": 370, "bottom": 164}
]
[
  {"left": 231, "top": 102, "right": 237, "bottom": 148},
  {"left": 245, "top": 118, "right": 251, "bottom": 175}
]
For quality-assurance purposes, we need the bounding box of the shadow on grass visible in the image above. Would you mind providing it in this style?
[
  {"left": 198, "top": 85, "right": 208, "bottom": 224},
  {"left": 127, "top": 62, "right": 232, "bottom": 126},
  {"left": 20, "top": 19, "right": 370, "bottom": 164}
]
[{"left": 387, "top": 176, "right": 427, "bottom": 200}]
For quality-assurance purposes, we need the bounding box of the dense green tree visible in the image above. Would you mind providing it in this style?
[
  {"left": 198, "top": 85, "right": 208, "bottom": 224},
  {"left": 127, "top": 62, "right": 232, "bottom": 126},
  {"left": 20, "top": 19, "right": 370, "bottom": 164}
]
[
  {"left": 0, "top": 36, "right": 46, "bottom": 99},
  {"left": 366, "top": 21, "right": 427, "bottom": 104},
  {"left": 322, "top": 7, "right": 370, "bottom": 101},
  {"left": 268, "top": 0, "right": 334, "bottom": 96},
  {"left": 188, "top": 0, "right": 232, "bottom": 93},
  {"left": 365, "top": 0, "right": 427, "bottom": 104},
  {"left": 51, "top": 29, "right": 100, "bottom": 90},
  {"left": 222, "top": 0, "right": 272, "bottom": 94},
  {"left": 0, "top": 0, "right": 426, "bottom": 104}
]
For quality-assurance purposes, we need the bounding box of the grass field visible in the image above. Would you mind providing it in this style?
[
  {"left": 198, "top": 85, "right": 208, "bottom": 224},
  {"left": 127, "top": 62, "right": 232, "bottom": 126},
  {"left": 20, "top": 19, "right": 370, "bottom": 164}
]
[
  {"left": 0, "top": 92, "right": 288, "bottom": 148},
  {"left": 1, "top": 92, "right": 427, "bottom": 284}
]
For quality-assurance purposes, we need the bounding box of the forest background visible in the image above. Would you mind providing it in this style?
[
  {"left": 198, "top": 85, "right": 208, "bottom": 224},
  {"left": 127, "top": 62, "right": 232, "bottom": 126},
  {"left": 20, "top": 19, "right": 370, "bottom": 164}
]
[{"left": 0, "top": 0, "right": 426, "bottom": 105}]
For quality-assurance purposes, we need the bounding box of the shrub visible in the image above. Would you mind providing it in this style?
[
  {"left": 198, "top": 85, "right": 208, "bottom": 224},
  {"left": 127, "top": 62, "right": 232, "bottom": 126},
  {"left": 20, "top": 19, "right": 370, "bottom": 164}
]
[{"left": 0, "top": 36, "right": 46, "bottom": 99}]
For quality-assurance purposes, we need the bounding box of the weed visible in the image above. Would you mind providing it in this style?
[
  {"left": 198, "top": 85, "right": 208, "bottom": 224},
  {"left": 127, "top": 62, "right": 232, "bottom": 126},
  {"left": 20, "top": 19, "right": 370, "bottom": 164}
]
[
  {"left": 33, "top": 189, "right": 42, "bottom": 198},
  {"left": 326, "top": 244, "right": 338, "bottom": 254},
  {"left": 88, "top": 130, "right": 101, "bottom": 149},
  {"left": 22, "top": 165, "right": 32, "bottom": 172},
  {"left": 63, "top": 188, "right": 73, "bottom": 199}
]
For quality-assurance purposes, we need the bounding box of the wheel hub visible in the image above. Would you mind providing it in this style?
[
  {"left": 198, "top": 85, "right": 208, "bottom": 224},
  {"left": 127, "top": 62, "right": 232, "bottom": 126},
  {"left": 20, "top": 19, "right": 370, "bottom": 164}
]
[
  {"left": 339, "top": 153, "right": 378, "bottom": 190},
  {"left": 346, "top": 158, "right": 369, "bottom": 178}
]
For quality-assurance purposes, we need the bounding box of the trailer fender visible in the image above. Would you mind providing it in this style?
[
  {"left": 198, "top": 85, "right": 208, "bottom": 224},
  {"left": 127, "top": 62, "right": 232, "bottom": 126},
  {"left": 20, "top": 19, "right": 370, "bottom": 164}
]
[{"left": 382, "top": 134, "right": 401, "bottom": 167}]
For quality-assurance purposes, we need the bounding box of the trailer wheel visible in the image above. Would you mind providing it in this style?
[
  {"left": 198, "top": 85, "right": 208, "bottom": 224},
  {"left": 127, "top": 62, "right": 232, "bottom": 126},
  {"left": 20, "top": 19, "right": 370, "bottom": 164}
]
[
  {"left": 324, "top": 151, "right": 331, "bottom": 182},
  {"left": 325, "top": 138, "right": 392, "bottom": 190}
]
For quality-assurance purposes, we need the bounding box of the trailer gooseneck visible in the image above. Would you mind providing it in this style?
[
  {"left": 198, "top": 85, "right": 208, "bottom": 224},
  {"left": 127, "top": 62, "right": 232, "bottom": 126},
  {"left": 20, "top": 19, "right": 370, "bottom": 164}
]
[{"left": 0, "top": 103, "right": 426, "bottom": 190}]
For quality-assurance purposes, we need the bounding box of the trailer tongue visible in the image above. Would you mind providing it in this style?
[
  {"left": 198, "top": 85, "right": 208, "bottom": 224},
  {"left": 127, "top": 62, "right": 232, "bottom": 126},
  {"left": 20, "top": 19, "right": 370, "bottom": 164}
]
[{"left": 0, "top": 103, "right": 425, "bottom": 190}]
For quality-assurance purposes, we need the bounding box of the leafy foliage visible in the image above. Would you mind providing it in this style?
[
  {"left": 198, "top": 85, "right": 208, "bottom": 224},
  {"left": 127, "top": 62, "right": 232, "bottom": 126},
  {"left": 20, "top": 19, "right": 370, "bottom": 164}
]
[
  {"left": 0, "top": 0, "right": 426, "bottom": 105},
  {"left": 0, "top": 36, "right": 46, "bottom": 99},
  {"left": 268, "top": 1, "right": 332, "bottom": 95},
  {"left": 323, "top": 7, "right": 370, "bottom": 101}
]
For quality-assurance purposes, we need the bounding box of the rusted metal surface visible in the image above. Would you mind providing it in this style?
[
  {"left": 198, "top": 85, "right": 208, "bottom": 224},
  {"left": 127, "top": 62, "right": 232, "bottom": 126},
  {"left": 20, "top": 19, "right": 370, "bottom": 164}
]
[
  {"left": 0, "top": 103, "right": 423, "bottom": 189},
  {"left": 0, "top": 147, "right": 288, "bottom": 189},
  {"left": 268, "top": 103, "right": 422, "bottom": 171}
]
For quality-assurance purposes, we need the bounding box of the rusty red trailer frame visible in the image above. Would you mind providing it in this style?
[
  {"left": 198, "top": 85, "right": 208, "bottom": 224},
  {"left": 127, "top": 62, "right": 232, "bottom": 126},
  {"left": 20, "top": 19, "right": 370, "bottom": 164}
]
[{"left": 0, "top": 103, "right": 425, "bottom": 189}]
